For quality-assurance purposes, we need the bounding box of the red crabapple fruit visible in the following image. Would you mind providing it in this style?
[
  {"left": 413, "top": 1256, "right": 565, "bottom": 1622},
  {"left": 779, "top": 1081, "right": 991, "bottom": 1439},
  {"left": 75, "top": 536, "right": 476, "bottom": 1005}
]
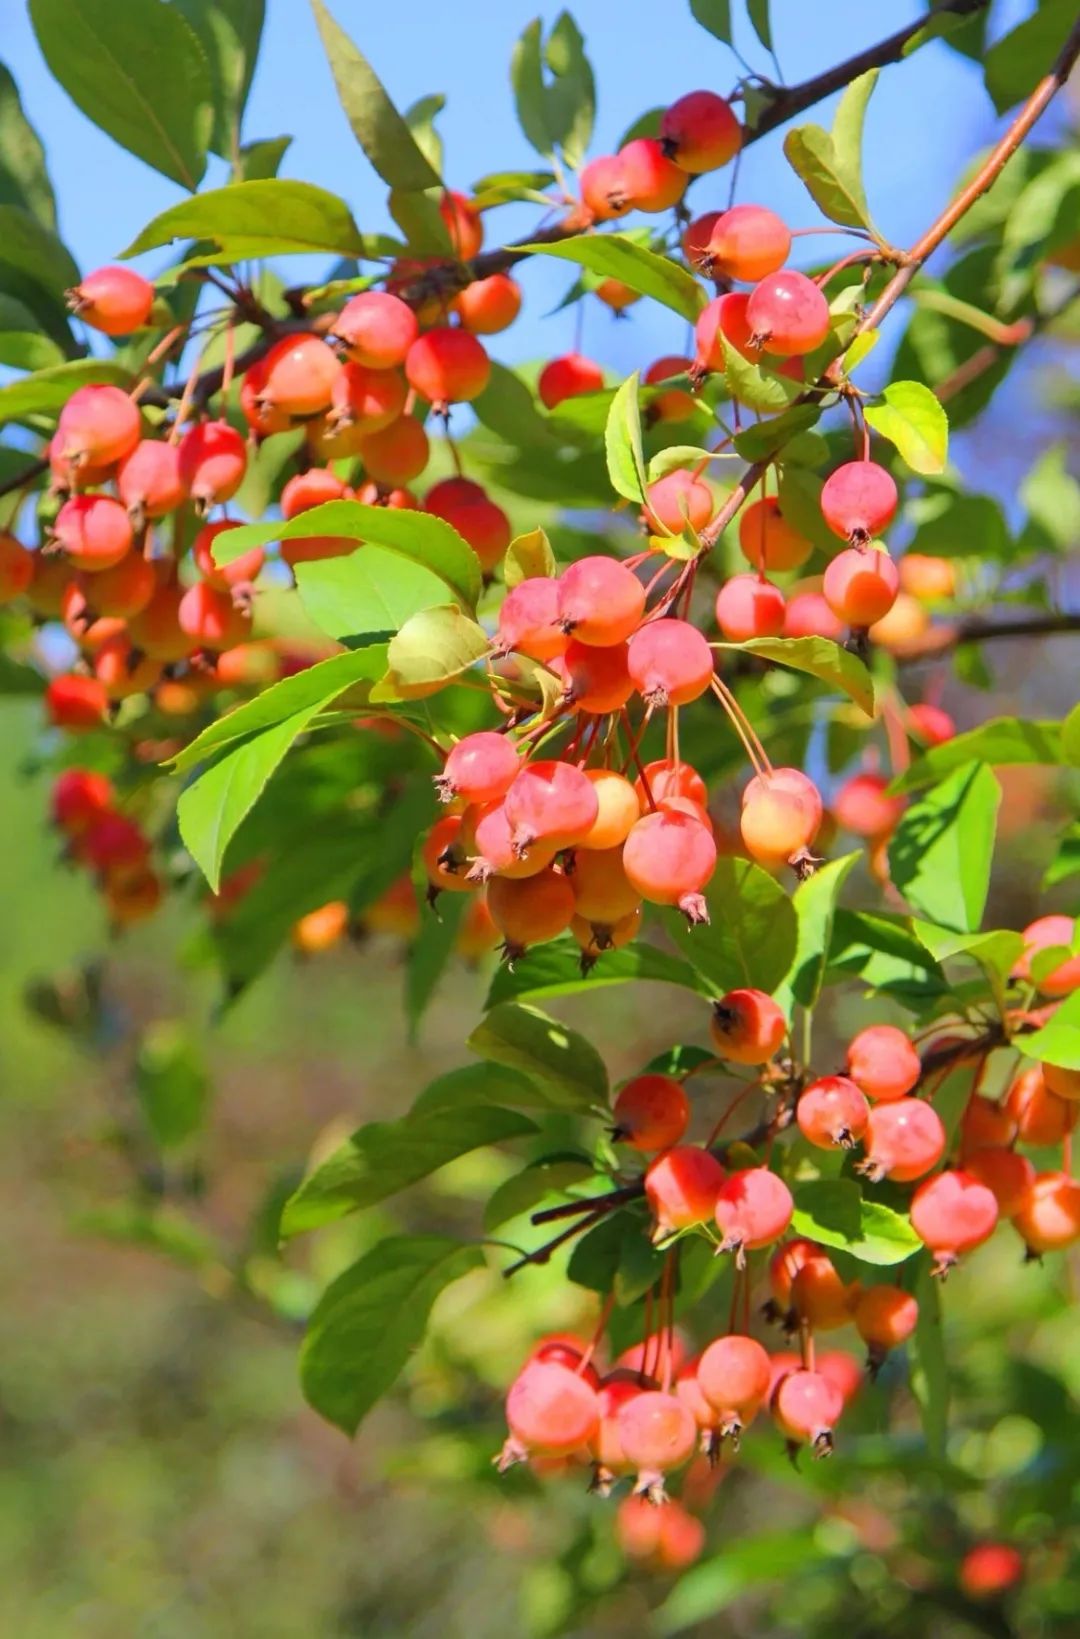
[
  {"left": 499, "top": 1360, "right": 599, "bottom": 1470},
  {"left": 579, "top": 770, "right": 641, "bottom": 850},
  {"left": 559, "top": 639, "right": 634, "bottom": 714},
  {"left": 697, "top": 1335, "right": 772, "bottom": 1443},
  {"left": 579, "top": 155, "right": 630, "bottom": 221},
  {"left": 622, "top": 808, "right": 717, "bottom": 922},
  {"left": 557, "top": 556, "right": 645, "bottom": 646},
  {"left": 784, "top": 591, "right": 844, "bottom": 641},
  {"left": 405, "top": 328, "right": 490, "bottom": 408},
  {"left": 706, "top": 205, "right": 791, "bottom": 283},
  {"left": 859, "top": 1098, "right": 945, "bottom": 1183},
  {"left": 661, "top": 91, "right": 741, "bottom": 174},
  {"left": 568, "top": 845, "right": 641, "bottom": 925},
  {"left": 846, "top": 1024, "right": 921, "bottom": 1102},
  {"left": 959, "top": 1544, "right": 1024, "bottom": 1601},
  {"left": 797, "top": 1075, "right": 870, "bottom": 1150},
  {"left": 1005, "top": 1067, "right": 1078, "bottom": 1146},
  {"left": 715, "top": 574, "right": 786, "bottom": 641},
  {"left": 823, "top": 547, "right": 899, "bottom": 627},
  {"left": 710, "top": 988, "right": 786, "bottom": 1064},
  {"left": 51, "top": 495, "right": 133, "bottom": 572},
  {"left": 425, "top": 477, "right": 510, "bottom": 572},
  {"left": 964, "top": 1147, "right": 1035, "bottom": 1218},
  {"left": 910, "top": 1169, "right": 999, "bottom": 1276},
  {"left": 694, "top": 291, "right": 754, "bottom": 371},
  {"left": 645, "top": 1146, "right": 726, "bottom": 1237},
  {"left": 55, "top": 384, "right": 141, "bottom": 470},
  {"left": 626, "top": 618, "right": 714, "bottom": 707},
  {"left": 772, "top": 1368, "right": 844, "bottom": 1456},
  {"left": 504, "top": 761, "right": 599, "bottom": 856},
  {"left": 643, "top": 469, "right": 715, "bottom": 536},
  {"left": 746, "top": 271, "right": 830, "bottom": 356},
  {"left": 496, "top": 578, "right": 566, "bottom": 662},
  {"left": 538, "top": 353, "right": 604, "bottom": 410},
  {"left": 853, "top": 1285, "right": 918, "bottom": 1373},
  {"left": 178, "top": 419, "right": 247, "bottom": 509},
  {"left": 0, "top": 532, "right": 34, "bottom": 602},
  {"left": 51, "top": 768, "right": 114, "bottom": 834},
  {"left": 258, "top": 334, "right": 342, "bottom": 417},
  {"left": 486, "top": 868, "right": 576, "bottom": 961},
  {"left": 612, "top": 1075, "right": 691, "bottom": 1152},
  {"left": 714, "top": 1168, "right": 794, "bottom": 1264},
  {"left": 738, "top": 496, "right": 812, "bottom": 572},
  {"left": 1010, "top": 1170, "right": 1080, "bottom": 1255},
  {"left": 821, "top": 461, "right": 899, "bottom": 545},
  {"left": 832, "top": 772, "right": 904, "bottom": 840},
  {"left": 334, "top": 290, "right": 418, "bottom": 368},
  {"left": 67, "top": 265, "right": 154, "bottom": 335},
  {"left": 436, "top": 732, "right": 519, "bottom": 806},
  {"left": 634, "top": 759, "right": 708, "bottom": 810},
  {"left": 908, "top": 702, "right": 956, "bottom": 746},
  {"left": 618, "top": 137, "right": 688, "bottom": 212},
  {"left": 616, "top": 1390, "right": 697, "bottom": 1501},
  {"left": 740, "top": 767, "right": 822, "bottom": 869},
  {"left": 116, "top": 439, "right": 186, "bottom": 525},
  {"left": 453, "top": 273, "right": 522, "bottom": 334},
  {"left": 1013, "top": 914, "right": 1080, "bottom": 997}
]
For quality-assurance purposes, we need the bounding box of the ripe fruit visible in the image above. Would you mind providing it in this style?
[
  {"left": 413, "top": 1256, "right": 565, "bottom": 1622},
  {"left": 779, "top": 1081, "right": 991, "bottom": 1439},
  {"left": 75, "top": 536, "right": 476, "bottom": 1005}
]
[
  {"left": 55, "top": 384, "right": 141, "bottom": 470},
  {"left": 126, "top": 574, "right": 192, "bottom": 663},
  {"left": 772, "top": 1368, "right": 843, "bottom": 1455},
  {"left": 291, "top": 901, "right": 349, "bottom": 954},
  {"left": 496, "top": 577, "right": 566, "bottom": 662},
  {"left": 557, "top": 556, "right": 645, "bottom": 646},
  {"left": 823, "top": 547, "right": 900, "bottom": 627},
  {"left": 738, "top": 496, "right": 812, "bottom": 573},
  {"left": 868, "top": 590, "right": 929, "bottom": 653},
  {"left": 538, "top": 353, "right": 604, "bottom": 411},
  {"left": 714, "top": 1169, "right": 794, "bottom": 1262},
  {"left": 899, "top": 553, "right": 955, "bottom": 601},
  {"left": 661, "top": 91, "right": 741, "bottom": 173},
  {"left": 1011, "top": 1170, "right": 1080, "bottom": 1254},
  {"left": 910, "top": 1168, "right": 999, "bottom": 1275},
  {"left": 959, "top": 1544, "right": 1024, "bottom": 1601},
  {"left": 79, "top": 811, "right": 149, "bottom": 879},
  {"left": 52, "top": 495, "right": 134, "bottom": 572},
  {"left": 964, "top": 1147, "right": 1035, "bottom": 1218},
  {"left": 694, "top": 291, "right": 753, "bottom": 371},
  {"left": 1013, "top": 913, "right": 1080, "bottom": 997},
  {"left": 645, "top": 1146, "right": 726, "bottom": 1236},
  {"left": 560, "top": 639, "right": 634, "bottom": 714},
  {"left": 486, "top": 868, "right": 576, "bottom": 959},
  {"left": 579, "top": 154, "right": 630, "bottom": 221},
  {"left": 1042, "top": 1061, "right": 1080, "bottom": 1101},
  {"left": 117, "top": 439, "right": 186, "bottom": 525},
  {"left": 334, "top": 290, "right": 418, "bottom": 368},
  {"left": 746, "top": 271, "right": 830, "bottom": 356},
  {"left": 425, "top": 477, "right": 510, "bottom": 572},
  {"left": 643, "top": 470, "right": 714, "bottom": 536},
  {"left": 626, "top": 618, "right": 714, "bottom": 707},
  {"left": 436, "top": 731, "right": 519, "bottom": 806},
  {"left": 258, "top": 334, "right": 342, "bottom": 417},
  {"left": 846, "top": 1024, "right": 921, "bottom": 1102},
  {"left": 192, "top": 521, "right": 266, "bottom": 590},
  {"left": 177, "top": 419, "right": 247, "bottom": 509},
  {"left": 853, "top": 1285, "right": 918, "bottom": 1371},
  {"left": 0, "top": 531, "right": 34, "bottom": 602},
  {"left": 466, "top": 801, "right": 558, "bottom": 883},
  {"left": 797, "top": 1075, "right": 870, "bottom": 1150},
  {"left": 832, "top": 772, "right": 904, "bottom": 840},
  {"left": 453, "top": 272, "right": 522, "bottom": 334},
  {"left": 67, "top": 265, "right": 154, "bottom": 335},
  {"left": 357, "top": 416, "right": 430, "bottom": 485},
  {"left": 612, "top": 1074, "right": 690, "bottom": 1152},
  {"left": 740, "top": 767, "right": 822, "bottom": 868},
  {"left": 75, "top": 553, "right": 156, "bottom": 621},
  {"left": 617, "top": 1390, "right": 697, "bottom": 1500},
  {"left": 281, "top": 467, "right": 348, "bottom": 518},
  {"left": 634, "top": 759, "right": 707, "bottom": 811},
  {"left": 821, "top": 461, "right": 899, "bottom": 545},
  {"left": 1005, "top": 1066, "right": 1078, "bottom": 1145},
  {"left": 706, "top": 205, "right": 791, "bottom": 283},
  {"left": 618, "top": 137, "right": 688, "bottom": 211},
  {"left": 960, "top": 1092, "right": 1017, "bottom": 1155},
  {"left": 644, "top": 355, "right": 697, "bottom": 423},
  {"left": 784, "top": 591, "right": 843, "bottom": 640},
  {"left": 697, "top": 1335, "right": 771, "bottom": 1439},
  {"left": 503, "top": 762, "right": 598, "bottom": 858},
  {"left": 51, "top": 767, "right": 114, "bottom": 834},
  {"left": 908, "top": 702, "right": 956, "bottom": 745},
  {"left": 860, "top": 1098, "right": 945, "bottom": 1183},
  {"left": 715, "top": 574, "right": 786, "bottom": 641},
  {"left": 328, "top": 362, "right": 407, "bottom": 434},
  {"left": 405, "top": 328, "right": 490, "bottom": 407},
  {"left": 578, "top": 770, "right": 641, "bottom": 850},
  {"left": 422, "top": 814, "right": 474, "bottom": 895},
  {"left": 501, "top": 1360, "right": 599, "bottom": 1467},
  {"left": 595, "top": 277, "right": 641, "bottom": 313},
  {"left": 569, "top": 845, "right": 641, "bottom": 925},
  {"left": 622, "top": 808, "right": 717, "bottom": 922},
  {"left": 683, "top": 210, "right": 722, "bottom": 269},
  {"left": 617, "top": 1494, "right": 705, "bottom": 1568},
  {"left": 177, "top": 581, "right": 252, "bottom": 651},
  {"left": 438, "top": 190, "right": 484, "bottom": 258},
  {"left": 711, "top": 989, "right": 786, "bottom": 1066},
  {"left": 589, "top": 1371, "right": 643, "bottom": 1486}
]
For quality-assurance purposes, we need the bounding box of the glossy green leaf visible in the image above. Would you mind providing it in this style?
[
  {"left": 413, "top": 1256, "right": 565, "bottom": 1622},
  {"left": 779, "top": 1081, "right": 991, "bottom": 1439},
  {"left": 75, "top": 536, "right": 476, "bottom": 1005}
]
[
  {"left": 122, "top": 179, "right": 366, "bottom": 261},
  {"left": 410, "top": 1062, "right": 569, "bottom": 1116},
  {"left": 510, "top": 19, "right": 551, "bottom": 156},
  {"left": 0, "top": 204, "right": 79, "bottom": 298},
  {"left": 217, "top": 501, "right": 481, "bottom": 609},
  {"left": 134, "top": 1022, "right": 210, "bottom": 1149},
  {"left": 30, "top": 0, "right": 212, "bottom": 190},
  {"left": 233, "top": 134, "right": 292, "bottom": 182},
  {"left": 296, "top": 551, "right": 449, "bottom": 643},
  {"left": 775, "top": 463, "right": 836, "bottom": 553},
  {"left": 906, "top": 486, "right": 1011, "bottom": 561},
  {"left": 828, "top": 908, "right": 947, "bottom": 1002},
  {"left": 300, "top": 1236, "right": 484, "bottom": 1434},
  {"left": 912, "top": 921, "right": 1023, "bottom": 1015},
  {"left": 504, "top": 527, "right": 556, "bottom": 588},
  {"left": 485, "top": 937, "right": 713, "bottom": 1008},
  {"left": 308, "top": 0, "right": 441, "bottom": 189},
  {"left": 0, "top": 328, "right": 64, "bottom": 371},
  {"left": 173, "top": 0, "right": 265, "bottom": 157},
  {"left": 468, "top": 1002, "right": 609, "bottom": 1114},
  {"left": 667, "top": 857, "right": 798, "bottom": 997},
  {"left": 521, "top": 234, "right": 705, "bottom": 321},
  {"left": 540, "top": 12, "right": 595, "bottom": 168},
  {"left": 888, "top": 761, "right": 1000, "bottom": 933},
  {"left": 282, "top": 1106, "right": 538, "bottom": 1236},
  {"left": 605, "top": 369, "right": 648, "bottom": 504},
  {"left": 732, "top": 404, "right": 822, "bottom": 462},
  {"left": 791, "top": 1179, "right": 922, "bottom": 1265},
  {"left": 473, "top": 362, "right": 565, "bottom": 450},
  {"left": 721, "top": 335, "right": 803, "bottom": 415},
  {"left": 717, "top": 635, "right": 875, "bottom": 717},
  {"left": 0, "top": 358, "right": 129, "bottom": 427},
  {"left": 865, "top": 379, "right": 949, "bottom": 475},
  {"left": 374, "top": 605, "right": 489, "bottom": 699},
  {"left": 984, "top": 0, "right": 1077, "bottom": 113},
  {"left": 1016, "top": 990, "right": 1080, "bottom": 1071},
  {"left": 0, "top": 63, "right": 56, "bottom": 226},
  {"left": 891, "top": 717, "right": 1062, "bottom": 793},
  {"left": 780, "top": 853, "right": 860, "bottom": 1010},
  {"left": 782, "top": 70, "right": 879, "bottom": 233},
  {"left": 1044, "top": 822, "right": 1080, "bottom": 890}
]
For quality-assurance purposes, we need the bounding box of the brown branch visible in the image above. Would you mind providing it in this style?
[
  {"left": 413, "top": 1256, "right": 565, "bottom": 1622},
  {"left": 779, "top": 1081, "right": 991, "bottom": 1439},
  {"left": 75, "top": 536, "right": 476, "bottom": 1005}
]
[{"left": 895, "top": 611, "right": 1080, "bottom": 662}]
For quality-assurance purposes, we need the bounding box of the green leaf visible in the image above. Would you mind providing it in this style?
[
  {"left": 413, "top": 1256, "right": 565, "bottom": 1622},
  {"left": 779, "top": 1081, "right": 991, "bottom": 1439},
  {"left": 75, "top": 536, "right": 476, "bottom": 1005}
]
[
  {"left": 689, "top": 0, "right": 732, "bottom": 40},
  {"left": 467, "top": 1002, "right": 609, "bottom": 1114},
  {"left": 485, "top": 937, "right": 713, "bottom": 1008},
  {"left": 780, "top": 853, "right": 860, "bottom": 1010},
  {"left": 374, "top": 605, "right": 489, "bottom": 700},
  {"left": 217, "top": 501, "right": 481, "bottom": 609},
  {"left": 791, "top": 1179, "right": 922, "bottom": 1266},
  {"left": 1044, "top": 822, "right": 1080, "bottom": 890},
  {"left": 0, "top": 328, "right": 64, "bottom": 371},
  {"left": 911, "top": 921, "right": 1023, "bottom": 1015},
  {"left": 29, "top": 0, "right": 212, "bottom": 190},
  {"left": 77, "top": 1204, "right": 220, "bottom": 1269},
  {"left": 891, "top": 717, "right": 1062, "bottom": 793},
  {"left": 828, "top": 908, "right": 946, "bottom": 1002},
  {"left": 746, "top": 0, "right": 774, "bottom": 52},
  {"left": 504, "top": 527, "right": 556, "bottom": 588},
  {"left": 233, "top": 134, "right": 292, "bottom": 182},
  {"left": 865, "top": 380, "right": 948, "bottom": 475},
  {"left": 483, "top": 1156, "right": 597, "bottom": 1232},
  {"left": 0, "top": 358, "right": 130, "bottom": 427},
  {"left": 173, "top": 0, "right": 265, "bottom": 157},
  {"left": 655, "top": 1532, "right": 822, "bottom": 1635},
  {"left": 404, "top": 887, "right": 465, "bottom": 1043},
  {"left": 122, "top": 179, "right": 366, "bottom": 262},
  {"left": 0, "top": 63, "right": 57, "bottom": 226},
  {"left": 300, "top": 1235, "right": 484, "bottom": 1434},
  {"left": 567, "top": 1209, "right": 661, "bottom": 1301},
  {"left": 984, "top": 0, "right": 1077, "bottom": 114},
  {"left": 403, "top": 93, "right": 446, "bottom": 178},
  {"left": 909, "top": 1256, "right": 949, "bottom": 1456},
  {"left": 782, "top": 70, "right": 879, "bottom": 234},
  {"left": 721, "top": 334, "right": 803, "bottom": 415},
  {"left": 510, "top": 19, "right": 551, "bottom": 157},
  {"left": 1020, "top": 442, "right": 1080, "bottom": 556},
  {"left": 1016, "top": 990, "right": 1080, "bottom": 1072},
  {"left": 387, "top": 186, "right": 453, "bottom": 258},
  {"left": 0, "top": 204, "right": 79, "bottom": 298},
  {"left": 732, "top": 404, "right": 821, "bottom": 462},
  {"left": 888, "top": 761, "right": 1001, "bottom": 933},
  {"left": 296, "top": 553, "right": 448, "bottom": 643},
  {"left": 540, "top": 12, "right": 595, "bottom": 169},
  {"left": 605, "top": 369, "right": 648, "bottom": 504},
  {"left": 520, "top": 234, "right": 705, "bottom": 321},
  {"left": 667, "top": 856, "right": 798, "bottom": 996},
  {"left": 906, "top": 486, "right": 1011, "bottom": 562},
  {"left": 717, "top": 635, "right": 875, "bottom": 717},
  {"left": 1063, "top": 703, "right": 1080, "bottom": 769},
  {"left": 473, "top": 361, "right": 565, "bottom": 451},
  {"left": 775, "top": 464, "right": 836, "bottom": 554},
  {"left": 179, "top": 703, "right": 330, "bottom": 891},
  {"left": 134, "top": 1022, "right": 209, "bottom": 1149},
  {"left": 282, "top": 1106, "right": 538, "bottom": 1236},
  {"left": 308, "top": 0, "right": 441, "bottom": 190},
  {"left": 410, "top": 1062, "right": 568, "bottom": 1116}
]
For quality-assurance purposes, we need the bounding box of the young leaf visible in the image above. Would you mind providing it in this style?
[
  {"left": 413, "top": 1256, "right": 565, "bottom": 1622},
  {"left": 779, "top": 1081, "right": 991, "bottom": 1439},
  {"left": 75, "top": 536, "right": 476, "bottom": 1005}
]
[
  {"left": 782, "top": 70, "right": 880, "bottom": 234},
  {"left": 122, "top": 179, "right": 366, "bottom": 261},
  {"left": 300, "top": 1235, "right": 484, "bottom": 1434},
  {"left": 403, "top": 92, "right": 446, "bottom": 178},
  {"left": 504, "top": 527, "right": 557, "bottom": 588},
  {"left": 233, "top": 134, "right": 292, "bottom": 182},
  {"left": 173, "top": 0, "right": 265, "bottom": 157},
  {"left": 485, "top": 937, "right": 713, "bottom": 1008},
  {"left": 374, "top": 605, "right": 489, "bottom": 699},
  {"left": 983, "top": 0, "right": 1077, "bottom": 114},
  {"left": 308, "top": 0, "right": 441, "bottom": 190},
  {"left": 721, "top": 335, "right": 803, "bottom": 415},
  {"left": 0, "top": 63, "right": 57, "bottom": 226},
  {"left": 520, "top": 234, "right": 706, "bottom": 321},
  {"left": 779, "top": 853, "right": 860, "bottom": 1010},
  {"left": 468, "top": 1002, "right": 610, "bottom": 1114},
  {"left": 281, "top": 1106, "right": 538, "bottom": 1236},
  {"left": 865, "top": 380, "right": 949, "bottom": 475},
  {"left": 1015, "top": 990, "right": 1080, "bottom": 1072},
  {"left": 791, "top": 1179, "right": 922, "bottom": 1265},
  {"left": 667, "top": 857, "right": 798, "bottom": 997},
  {"left": 892, "top": 717, "right": 1063, "bottom": 793},
  {"left": 134, "top": 1022, "right": 210, "bottom": 1149},
  {"left": 29, "top": 0, "right": 213, "bottom": 190},
  {"left": 888, "top": 761, "right": 1001, "bottom": 933},
  {"left": 605, "top": 369, "right": 648, "bottom": 503},
  {"left": 911, "top": 922, "right": 1023, "bottom": 1016},
  {"left": 295, "top": 551, "right": 451, "bottom": 643},
  {"left": 716, "top": 635, "right": 875, "bottom": 717}
]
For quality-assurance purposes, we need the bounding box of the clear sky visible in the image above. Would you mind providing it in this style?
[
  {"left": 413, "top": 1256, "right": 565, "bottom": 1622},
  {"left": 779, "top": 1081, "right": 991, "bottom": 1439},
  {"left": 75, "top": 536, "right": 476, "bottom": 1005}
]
[{"left": 1, "top": 0, "right": 1061, "bottom": 492}]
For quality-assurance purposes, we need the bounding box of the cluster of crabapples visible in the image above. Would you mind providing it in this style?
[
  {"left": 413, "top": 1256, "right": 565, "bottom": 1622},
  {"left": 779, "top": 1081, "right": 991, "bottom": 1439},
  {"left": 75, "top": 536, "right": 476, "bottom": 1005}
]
[{"left": 497, "top": 948, "right": 1080, "bottom": 1514}]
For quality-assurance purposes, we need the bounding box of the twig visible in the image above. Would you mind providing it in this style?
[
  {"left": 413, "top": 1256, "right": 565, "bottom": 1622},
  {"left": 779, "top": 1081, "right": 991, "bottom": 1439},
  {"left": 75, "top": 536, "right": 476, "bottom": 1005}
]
[{"left": 896, "top": 611, "right": 1080, "bottom": 662}]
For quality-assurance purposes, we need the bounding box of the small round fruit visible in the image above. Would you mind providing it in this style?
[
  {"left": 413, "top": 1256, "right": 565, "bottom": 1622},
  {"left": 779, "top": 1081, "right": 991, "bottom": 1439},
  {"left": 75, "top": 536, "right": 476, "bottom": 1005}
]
[
  {"left": 823, "top": 547, "right": 899, "bottom": 627},
  {"left": 821, "top": 462, "right": 899, "bottom": 545},
  {"left": 334, "top": 290, "right": 418, "bottom": 368},
  {"left": 661, "top": 91, "right": 741, "bottom": 174},
  {"left": 738, "top": 496, "right": 812, "bottom": 573},
  {"left": 710, "top": 988, "right": 786, "bottom": 1065},
  {"left": 612, "top": 1074, "right": 690, "bottom": 1152},
  {"left": 405, "top": 328, "right": 490, "bottom": 407},
  {"left": 746, "top": 271, "right": 830, "bottom": 356},
  {"left": 643, "top": 469, "right": 714, "bottom": 536},
  {"left": 1011, "top": 1170, "right": 1080, "bottom": 1254},
  {"left": 538, "top": 353, "right": 604, "bottom": 411},
  {"left": 713, "top": 1169, "right": 793, "bottom": 1261},
  {"left": 645, "top": 1146, "right": 726, "bottom": 1236},
  {"left": 910, "top": 1169, "right": 999, "bottom": 1276},
  {"left": 705, "top": 205, "right": 791, "bottom": 283},
  {"left": 626, "top": 618, "right": 714, "bottom": 707},
  {"left": 846, "top": 1024, "right": 921, "bottom": 1103},
  {"left": 622, "top": 809, "right": 717, "bottom": 923},
  {"left": 772, "top": 1368, "right": 843, "bottom": 1455},
  {"left": 453, "top": 273, "right": 522, "bottom": 334},
  {"left": 832, "top": 772, "right": 904, "bottom": 840},
  {"left": 436, "top": 731, "right": 519, "bottom": 806},
  {"left": 557, "top": 556, "right": 645, "bottom": 646},
  {"left": 67, "top": 265, "right": 154, "bottom": 335},
  {"left": 715, "top": 574, "right": 786, "bottom": 641},
  {"left": 797, "top": 1075, "right": 870, "bottom": 1150}
]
